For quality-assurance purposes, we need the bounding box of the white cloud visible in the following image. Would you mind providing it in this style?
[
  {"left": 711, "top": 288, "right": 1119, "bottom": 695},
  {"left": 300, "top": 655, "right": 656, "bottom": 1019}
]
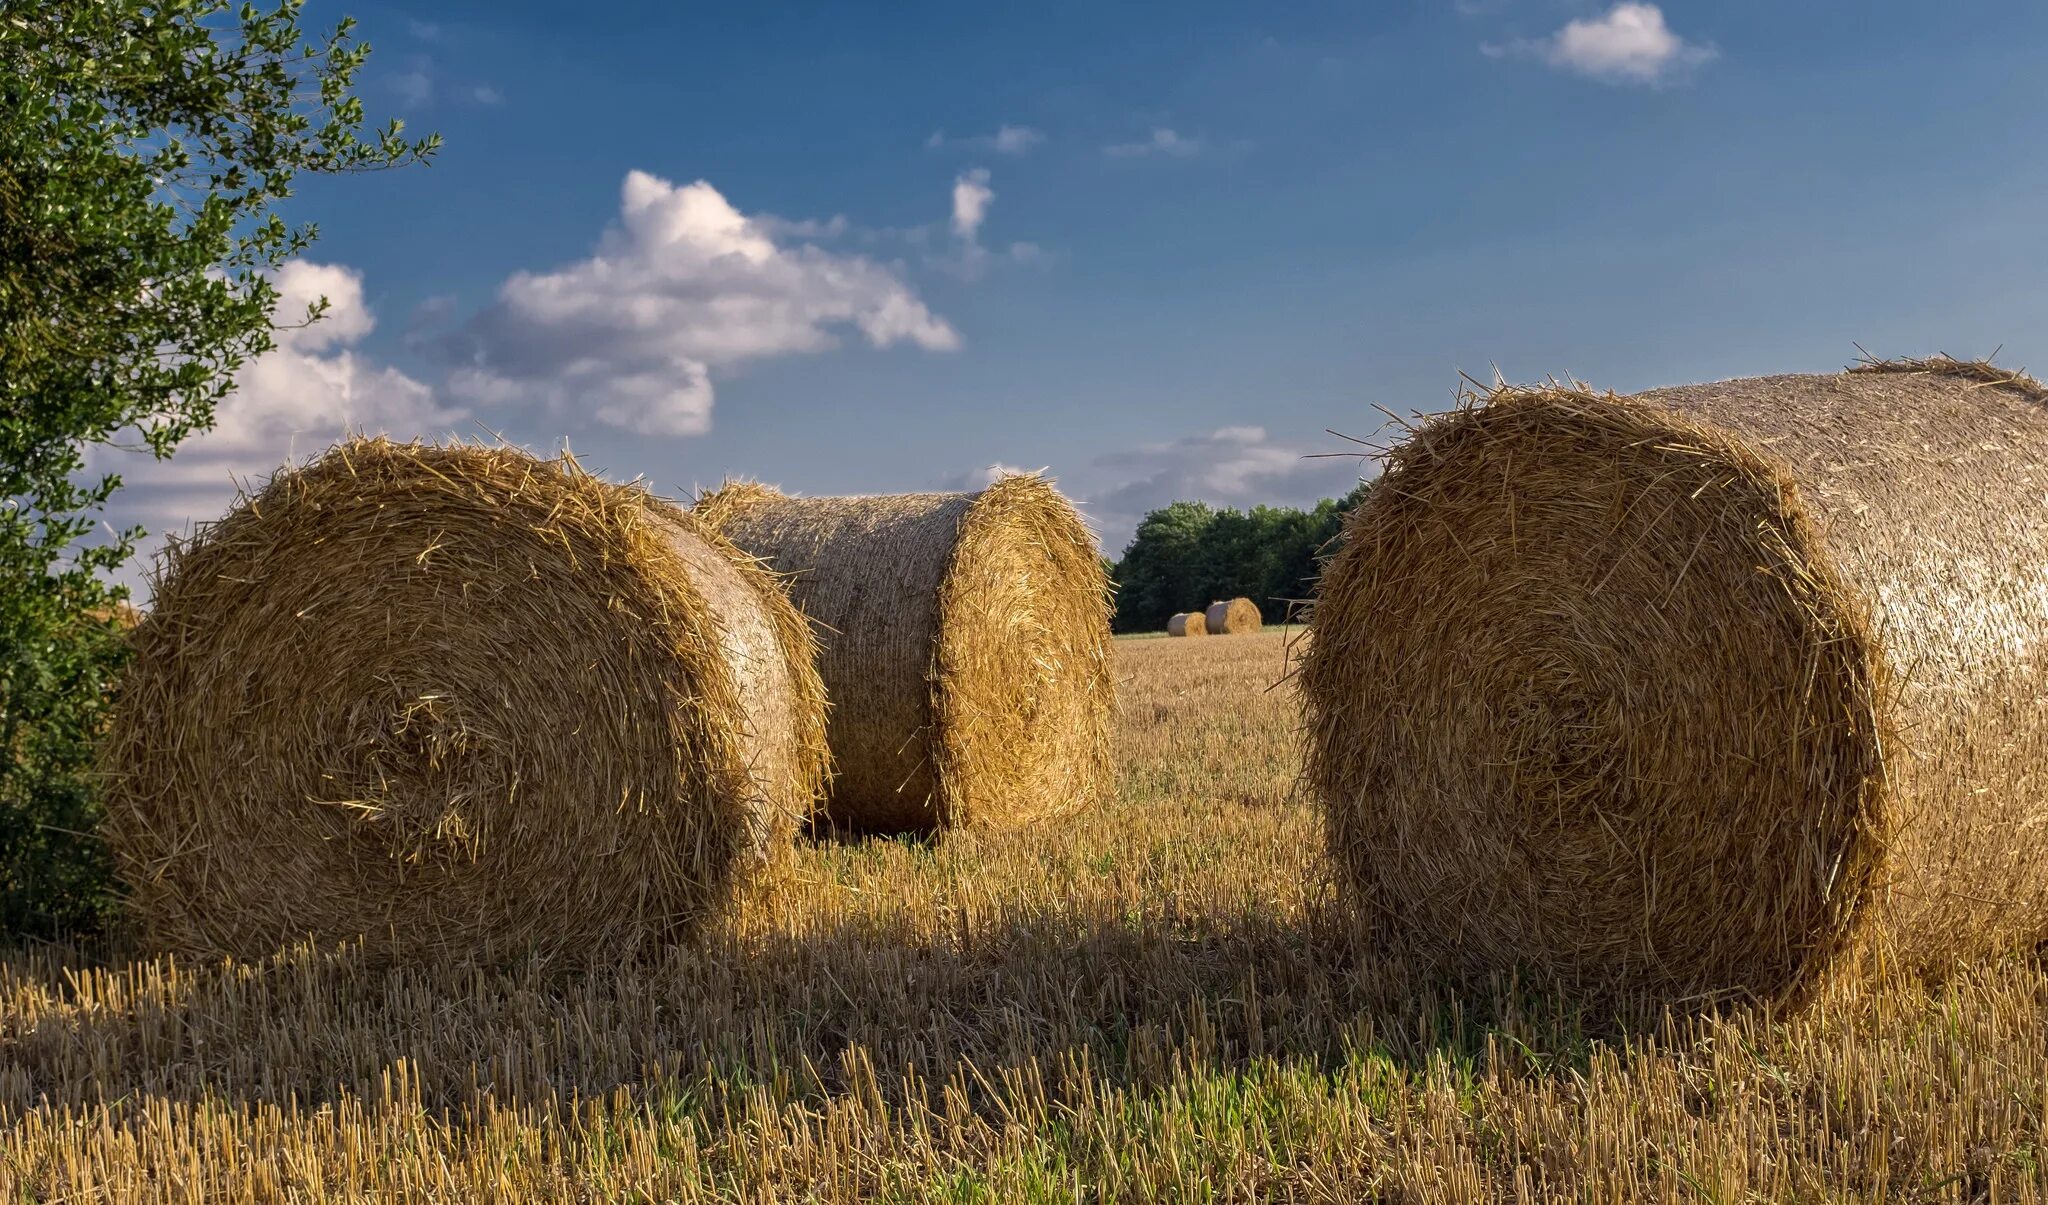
[
  {"left": 99, "top": 262, "right": 457, "bottom": 578},
  {"left": 391, "top": 67, "right": 433, "bottom": 107},
  {"left": 935, "top": 461, "right": 1036, "bottom": 490},
  {"left": 990, "top": 125, "right": 1045, "bottom": 155},
  {"left": 386, "top": 52, "right": 503, "bottom": 109},
  {"left": 951, "top": 168, "right": 994, "bottom": 241},
  {"left": 755, "top": 213, "right": 852, "bottom": 241},
  {"left": 1079, "top": 426, "right": 1372, "bottom": 555},
  {"left": 1484, "top": 3, "right": 1716, "bottom": 85},
  {"left": 926, "top": 125, "right": 1045, "bottom": 155},
  {"left": 446, "top": 170, "right": 959, "bottom": 436},
  {"left": 407, "top": 18, "right": 442, "bottom": 40},
  {"left": 1104, "top": 128, "right": 1204, "bottom": 159},
  {"left": 936, "top": 169, "right": 1039, "bottom": 280}
]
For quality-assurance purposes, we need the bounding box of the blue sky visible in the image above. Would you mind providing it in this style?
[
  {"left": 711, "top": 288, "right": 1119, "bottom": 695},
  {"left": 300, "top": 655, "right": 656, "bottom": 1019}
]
[{"left": 105, "top": 0, "right": 2048, "bottom": 583}]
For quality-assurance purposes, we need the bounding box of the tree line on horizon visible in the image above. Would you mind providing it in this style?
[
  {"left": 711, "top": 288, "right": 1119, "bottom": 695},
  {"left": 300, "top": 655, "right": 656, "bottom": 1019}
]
[{"left": 1108, "top": 480, "right": 1375, "bottom": 633}]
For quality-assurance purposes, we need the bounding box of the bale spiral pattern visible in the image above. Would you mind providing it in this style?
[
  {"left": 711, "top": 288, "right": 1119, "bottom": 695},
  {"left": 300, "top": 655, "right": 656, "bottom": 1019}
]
[{"left": 102, "top": 438, "right": 828, "bottom": 965}]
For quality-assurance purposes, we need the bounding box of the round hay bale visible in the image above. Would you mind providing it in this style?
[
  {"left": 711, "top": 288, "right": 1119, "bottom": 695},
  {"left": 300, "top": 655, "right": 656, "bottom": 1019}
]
[
  {"left": 1204, "top": 597, "right": 1263, "bottom": 635},
  {"left": 87, "top": 600, "right": 145, "bottom": 632},
  {"left": 1303, "top": 358, "right": 2048, "bottom": 1008},
  {"left": 1167, "top": 611, "right": 1208, "bottom": 638},
  {"left": 694, "top": 476, "right": 1113, "bottom": 833},
  {"left": 101, "top": 437, "right": 828, "bottom": 965}
]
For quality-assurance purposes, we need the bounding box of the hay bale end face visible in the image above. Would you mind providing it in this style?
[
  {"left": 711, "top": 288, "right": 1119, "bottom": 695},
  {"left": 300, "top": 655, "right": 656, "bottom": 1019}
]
[
  {"left": 696, "top": 476, "right": 1113, "bottom": 833},
  {"left": 102, "top": 438, "right": 828, "bottom": 965},
  {"left": 1205, "top": 597, "right": 1263, "bottom": 635},
  {"left": 1167, "top": 611, "right": 1207, "bottom": 637},
  {"left": 1304, "top": 359, "right": 2048, "bottom": 1008}
]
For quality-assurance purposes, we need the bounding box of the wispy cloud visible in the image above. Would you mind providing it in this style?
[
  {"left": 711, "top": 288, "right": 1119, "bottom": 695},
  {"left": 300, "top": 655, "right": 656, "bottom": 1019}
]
[
  {"left": 1482, "top": 3, "right": 1716, "bottom": 86},
  {"left": 1079, "top": 426, "right": 1372, "bottom": 555},
  {"left": 754, "top": 213, "right": 852, "bottom": 241},
  {"left": 390, "top": 64, "right": 434, "bottom": 107},
  {"left": 385, "top": 49, "right": 501, "bottom": 109},
  {"left": 934, "top": 462, "right": 1037, "bottom": 491},
  {"left": 934, "top": 169, "right": 1043, "bottom": 280},
  {"left": 1103, "top": 128, "right": 1204, "bottom": 159},
  {"left": 925, "top": 125, "right": 1046, "bottom": 155}
]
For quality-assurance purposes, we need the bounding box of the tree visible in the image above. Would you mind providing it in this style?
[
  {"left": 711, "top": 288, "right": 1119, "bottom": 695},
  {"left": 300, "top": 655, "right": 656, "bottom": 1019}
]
[
  {"left": 1108, "top": 475, "right": 1377, "bottom": 632},
  {"left": 1110, "top": 501, "right": 1217, "bottom": 633},
  {"left": 1, "top": 1, "right": 436, "bottom": 936}
]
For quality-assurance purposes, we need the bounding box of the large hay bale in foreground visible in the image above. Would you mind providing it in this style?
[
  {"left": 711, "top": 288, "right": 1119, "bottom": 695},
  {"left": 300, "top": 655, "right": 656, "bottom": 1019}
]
[
  {"left": 102, "top": 438, "right": 828, "bottom": 965},
  {"left": 1205, "top": 597, "right": 1263, "bottom": 635},
  {"left": 695, "top": 477, "right": 1113, "bottom": 832},
  {"left": 1304, "top": 358, "right": 2048, "bottom": 1007},
  {"left": 1167, "top": 611, "right": 1207, "bottom": 638}
]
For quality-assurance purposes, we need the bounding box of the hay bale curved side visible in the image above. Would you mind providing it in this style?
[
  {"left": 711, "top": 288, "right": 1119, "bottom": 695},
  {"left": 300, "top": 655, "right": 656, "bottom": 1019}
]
[
  {"left": 101, "top": 438, "right": 827, "bottom": 965},
  {"left": 1304, "top": 360, "right": 2048, "bottom": 1007},
  {"left": 695, "top": 476, "right": 1113, "bottom": 832},
  {"left": 1167, "top": 611, "right": 1207, "bottom": 637},
  {"left": 1204, "top": 597, "right": 1263, "bottom": 635}
]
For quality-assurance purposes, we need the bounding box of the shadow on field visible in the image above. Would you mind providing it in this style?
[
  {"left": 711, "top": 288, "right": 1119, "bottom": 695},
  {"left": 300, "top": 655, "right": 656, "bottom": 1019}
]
[{"left": 0, "top": 899, "right": 1609, "bottom": 1122}]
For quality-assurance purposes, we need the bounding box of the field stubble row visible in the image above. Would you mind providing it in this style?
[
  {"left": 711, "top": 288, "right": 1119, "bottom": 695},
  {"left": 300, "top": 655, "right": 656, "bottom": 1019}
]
[{"left": 3, "top": 631, "right": 2045, "bottom": 1200}]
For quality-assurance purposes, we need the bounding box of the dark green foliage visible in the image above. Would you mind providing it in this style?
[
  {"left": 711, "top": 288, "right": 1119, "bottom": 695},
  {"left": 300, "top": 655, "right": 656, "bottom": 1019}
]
[
  {"left": 1110, "top": 502, "right": 1217, "bottom": 633},
  {"left": 1109, "top": 480, "right": 1374, "bottom": 633},
  {"left": 0, "top": 0, "right": 435, "bottom": 938}
]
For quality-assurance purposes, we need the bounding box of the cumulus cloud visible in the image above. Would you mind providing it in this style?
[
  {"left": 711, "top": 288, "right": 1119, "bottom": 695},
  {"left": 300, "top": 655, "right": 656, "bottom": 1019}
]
[
  {"left": 1103, "top": 128, "right": 1204, "bottom": 159},
  {"left": 1483, "top": 3, "right": 1716, "bottom": 85},
  {"left": 927, "top": 125, "right": 1045, "bottom": 155},
  {"left": 445, "top": 170, "right": 959, "bottom": 436},
  {"left": 1080, "top": 426, "right": 1372, "bottom": 556},
  {"left": 98, "top": 261, "right": 457, "bottom": 574}
]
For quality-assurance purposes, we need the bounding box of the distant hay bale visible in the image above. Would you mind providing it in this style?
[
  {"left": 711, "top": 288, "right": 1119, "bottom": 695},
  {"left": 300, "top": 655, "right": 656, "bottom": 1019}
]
[
  {"left": 101, "top": 438, "right": 828, "bottom": 966},
  {"left": 1205, "top": 597, "right": 1262, "bottom": 635},
  {"left": 1167, "top": 611, "right": 1208, "bottom": 637},
  {"left": 87, "top": 601, "right": 145, "bottom": 632},
  {"left": 1304, "top": 357, "right": 2048, "bottom": 1008},
  {"left": 695, "top": 476, "right": 1113, "bottom": 833}
]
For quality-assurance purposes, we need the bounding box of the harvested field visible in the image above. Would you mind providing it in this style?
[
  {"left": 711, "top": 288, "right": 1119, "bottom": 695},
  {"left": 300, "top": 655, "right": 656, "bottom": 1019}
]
[{"left": 7, "top": 630, "right": 2048, "bottom": 1201}]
